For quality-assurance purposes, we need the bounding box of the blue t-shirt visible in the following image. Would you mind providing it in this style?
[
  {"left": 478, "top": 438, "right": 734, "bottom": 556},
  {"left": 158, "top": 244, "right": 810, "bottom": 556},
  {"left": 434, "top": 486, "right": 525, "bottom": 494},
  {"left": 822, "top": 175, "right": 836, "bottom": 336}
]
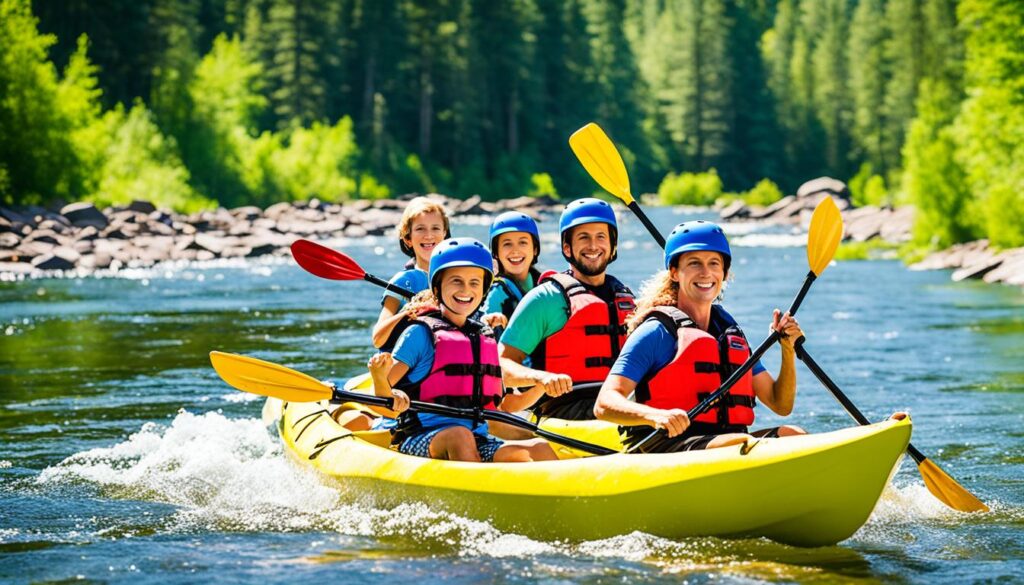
[
  {"left": 611, "top": 305, "right": 766, "bottom": 384},
  {"left": 391, "top": 322, "right": 488, "bottom": 436},
  {"left": 382, "top": 268, "right": 429, "bottom": 308}
]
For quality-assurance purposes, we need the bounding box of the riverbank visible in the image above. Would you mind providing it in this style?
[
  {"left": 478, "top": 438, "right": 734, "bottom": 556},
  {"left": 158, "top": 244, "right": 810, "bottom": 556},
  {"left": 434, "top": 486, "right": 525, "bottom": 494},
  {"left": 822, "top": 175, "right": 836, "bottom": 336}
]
[
  {"left": 717, "top": 177, "right": 1024, "bottom": 288},
  {"left": 0, "top": 194, "right": 558, "bottom": 280},
  {"left": 2, "top": 182, "right": 1021, "bottom": 287}
]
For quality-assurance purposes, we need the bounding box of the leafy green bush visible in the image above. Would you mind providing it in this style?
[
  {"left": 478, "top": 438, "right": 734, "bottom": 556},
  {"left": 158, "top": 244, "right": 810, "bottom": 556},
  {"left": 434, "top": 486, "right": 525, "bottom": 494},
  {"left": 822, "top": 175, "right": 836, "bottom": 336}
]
[
  {"left": 528, "top": 173, "right": 559, "bottom": 199},
  {"left": 268, "top": 119, "right": 361, "bottom": 202},
  {"left": 657, "top": 169, "right": 723, "bottom": 206},
  {"left": 90, "top": 103, "right": 214, "bottom": 212},
  {"left": 848, "top": 163, "right": 888, "bottom": 207},
  {"left": 742, "top": 178, "right": 784, "bottom": 206}
]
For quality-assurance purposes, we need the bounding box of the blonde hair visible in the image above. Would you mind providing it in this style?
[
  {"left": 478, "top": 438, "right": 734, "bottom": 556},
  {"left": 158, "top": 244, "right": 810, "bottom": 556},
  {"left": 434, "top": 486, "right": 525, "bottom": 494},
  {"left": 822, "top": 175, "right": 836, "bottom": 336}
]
[
  {"left": 398, "top": 196, "right": 451, "bottom": 257},
  {"left": 625, "top": 266, "right": 731, "bottom": 333},
  {"left": 402, "top": 289, "right": 440, "bottom": 317}
]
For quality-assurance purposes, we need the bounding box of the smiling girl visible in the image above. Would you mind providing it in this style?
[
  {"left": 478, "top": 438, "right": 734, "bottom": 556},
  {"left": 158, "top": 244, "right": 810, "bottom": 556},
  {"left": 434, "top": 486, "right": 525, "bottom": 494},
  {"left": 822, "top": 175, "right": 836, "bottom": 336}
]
[
  {"left": 369, "top": 238, "right": 557, "bottom": 462},
  {"left": 371, "top": 197, "right": 451, "bottom": 350},
  {"left": 484, "top": 212, "right": 544, "bottom": 324}
]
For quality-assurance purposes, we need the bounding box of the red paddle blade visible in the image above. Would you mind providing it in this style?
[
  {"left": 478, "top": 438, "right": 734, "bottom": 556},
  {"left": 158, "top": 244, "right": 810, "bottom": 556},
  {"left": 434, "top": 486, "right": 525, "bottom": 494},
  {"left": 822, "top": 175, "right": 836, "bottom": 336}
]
[{"left": 290, "top": 239, "right": 366, "bottom": 281}]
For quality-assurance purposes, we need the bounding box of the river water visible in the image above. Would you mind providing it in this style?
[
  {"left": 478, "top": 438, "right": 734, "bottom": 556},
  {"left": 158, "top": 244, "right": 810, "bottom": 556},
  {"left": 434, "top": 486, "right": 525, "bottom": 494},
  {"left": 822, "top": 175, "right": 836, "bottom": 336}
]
[{"left": 1, "top": 207, "right": 1022, "bottom": 584}]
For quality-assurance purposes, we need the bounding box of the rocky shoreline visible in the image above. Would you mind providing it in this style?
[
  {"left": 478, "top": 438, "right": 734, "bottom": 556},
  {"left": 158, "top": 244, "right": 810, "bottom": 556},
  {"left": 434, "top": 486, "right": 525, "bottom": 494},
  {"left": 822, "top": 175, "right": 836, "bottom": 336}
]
[
  {"left": 2, "top": 178, "right": 1021, "bottom": 287},
  {"left": 717, "top": 177, "right": 1023, "bottom": 288},
  {"left": 0, "top": 194, "right": 556, "bottom": 280}
]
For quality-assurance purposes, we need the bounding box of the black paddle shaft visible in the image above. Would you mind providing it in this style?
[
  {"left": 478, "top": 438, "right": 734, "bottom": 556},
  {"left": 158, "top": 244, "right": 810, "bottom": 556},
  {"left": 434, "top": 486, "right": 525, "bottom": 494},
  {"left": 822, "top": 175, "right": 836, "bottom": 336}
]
[
  {"left": 628, "top": 202, "right": 666, "bottom": 248},
  {"left": 330, "top": 388, "right": 616, "bottom": 456},
  {"left": 364, "top": 273, "right": 416, "bottom": 299},
  {"left": 794, "top": 337, "right": 926, "bottom": 465},
  {"left": 627, "top": 271, "right": 817, "bottom": 453}
]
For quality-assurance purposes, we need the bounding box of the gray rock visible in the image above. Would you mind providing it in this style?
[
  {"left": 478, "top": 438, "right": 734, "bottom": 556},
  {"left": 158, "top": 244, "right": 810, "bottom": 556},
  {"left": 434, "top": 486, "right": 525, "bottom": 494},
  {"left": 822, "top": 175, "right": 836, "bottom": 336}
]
[
  {"left": 719, "top": 200, "right": 749, "bottom": 220},
  {"left": 15, "top": 241, "right": 54, "bottom": 259},
  {"left": 231, "top": 206, "right": 262, "bottom": 221},
  {"left": 952, "top": 257, "right": 1003, "bottom": 281},
  {"left": 31, "top": 248, "right": 79, "bottom": 270},
  {"left": 264, "top": 202, "right": 294, "bottom": 219},
  {"left": 246, "top": 243, "right": 276, "bottom": 257},
  {"left": 0, "top": 215, "right": 11, "bottom": 233},
  {"left": 797, "top": 177, "right": 850, "bottom": 200},
  {"left": 77, "top": 225, "right": 100, "bottom": 241},
  {"left": 60, "top": 202, "right": 108, "bottom": 229},
  {"left": 128, "top": 200, "right": 157, "bottom": 213},
  {"left": 0, "top": 261, "right": 34, "bottom": 275},
  {"left": 344, "top": 224, "right": 368, "bottom": 238},
  {"left": 23, "top": 230, "right": 61, "bottom": 246},
  {"left": 79, "top": 252, "right": 112, "bottom": 270},
  {"left": 0, "top": 232, "right": 20, "bottom": 249},
  {"left": 878, "top": 206, "right": 914, "bottom": 243},
  {"left": 982, "top": 249, "right": 1024, "bottom": 285},
  {"left": 456, "top": 195, "right": 484, "bottom": 214}
]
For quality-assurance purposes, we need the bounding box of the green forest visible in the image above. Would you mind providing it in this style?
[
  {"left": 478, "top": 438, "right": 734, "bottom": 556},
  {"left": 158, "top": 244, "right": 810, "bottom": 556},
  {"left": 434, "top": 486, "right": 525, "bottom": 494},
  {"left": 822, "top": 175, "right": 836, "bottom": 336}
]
[{"left": 1, "top": 0, "right": 1022, "bottom": 248}]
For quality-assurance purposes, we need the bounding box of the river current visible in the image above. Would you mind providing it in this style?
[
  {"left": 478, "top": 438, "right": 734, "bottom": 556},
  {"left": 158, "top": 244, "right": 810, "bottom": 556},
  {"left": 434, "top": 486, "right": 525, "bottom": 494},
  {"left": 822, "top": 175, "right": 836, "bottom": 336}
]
[{"left": 1, "top": 207, "right": 1022, "bottom": 584}]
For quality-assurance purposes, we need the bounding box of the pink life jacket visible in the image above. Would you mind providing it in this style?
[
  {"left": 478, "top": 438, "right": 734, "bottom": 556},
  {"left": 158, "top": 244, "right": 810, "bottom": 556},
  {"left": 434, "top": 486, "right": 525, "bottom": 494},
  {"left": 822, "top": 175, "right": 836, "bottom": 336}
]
[{"left": 402, "top": 312, "right": 503, "bottom": 410}]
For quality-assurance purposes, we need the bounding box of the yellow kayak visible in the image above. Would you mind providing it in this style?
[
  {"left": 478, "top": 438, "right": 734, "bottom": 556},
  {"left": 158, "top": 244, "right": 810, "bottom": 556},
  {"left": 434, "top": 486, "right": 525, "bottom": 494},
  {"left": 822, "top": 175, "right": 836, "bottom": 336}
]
[{"left": 273, "top": 397, "right": 911, "bottom": 547}]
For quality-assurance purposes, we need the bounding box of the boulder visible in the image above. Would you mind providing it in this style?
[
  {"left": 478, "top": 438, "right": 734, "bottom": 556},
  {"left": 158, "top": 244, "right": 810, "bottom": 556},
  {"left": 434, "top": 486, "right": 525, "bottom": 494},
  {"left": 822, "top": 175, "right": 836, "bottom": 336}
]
[
  {"left": 246, "top": 243, "right": 276, "bottom": 257},
  {"left": 982, "top": 249, "right": 1024, "bottom": 285},
  {"left": 0, "top": 232, "right": 20, "bottom": 249},
  {"left": 14, "top": 241, "right": 54, "bottom": 260},
  {"left": 344, "top": 224, "right": 368, "bottom": 238},
  {"left": 0, "top": 261, "right": 34, "bottom": 275},
  {"left": 60, "top": 202, "right": 108, "bottom": 229},
  {"left": 0, "top": 215, "right": 11, "bottom": 233},
  {"left": 264, "top": 201, "right": 294, "bottom": 219},
  {"left": 719, "top": 200, "right": 749, "bottom": 221},
  {"left": 37, "top": 219, "right": 68, "bottom": 234},
  {"left": 79, "top": 252, "right": 112, "bottom": 270},
  {"left": 31, "top": 247, "right": 79, "bottom": 270},
  {"left": 23, "top": 230, "right": 61, "bottom": 246},
  {"left": 77, "top": 225, "right": 100, "bottom": 241},
  {"left": 796, "top": 177, "right": 850, "bottom": 201},
  {"left": 231, "top": 206, "right": 262, "bottom": 221},
  {"left": 456, "top": 195, "right": 484, "bottom": 215},
  {"left": 878, "top": 206, "right": 914, "bottom": 243},
  {"left": 127, "top": 200, "right": 157, "bottom": 214}
]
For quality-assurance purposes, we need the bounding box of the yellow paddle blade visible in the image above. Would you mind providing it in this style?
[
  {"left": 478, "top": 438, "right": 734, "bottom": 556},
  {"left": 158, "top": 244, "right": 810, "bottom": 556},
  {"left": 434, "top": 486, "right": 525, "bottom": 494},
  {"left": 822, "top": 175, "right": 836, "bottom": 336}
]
[
  {"left": 918, "top": 457, "right": 990, "bottom": 513},
  {"left": 569, "top": 123, "right": 634, "bottom": 205},
  {"left": 209, "top": 351, "right": 333, "bottom": 402},
  {"left": 806, "top": 196, "right": 844, "bottom": 276}
]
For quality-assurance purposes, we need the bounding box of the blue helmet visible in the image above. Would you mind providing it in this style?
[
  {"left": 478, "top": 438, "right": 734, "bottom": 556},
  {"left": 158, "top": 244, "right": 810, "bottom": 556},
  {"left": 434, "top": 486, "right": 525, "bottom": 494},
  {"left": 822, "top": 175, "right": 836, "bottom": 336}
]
[
  {"left": 559, "top": 198, "right": 618, "bottom": 261},
  {"left": 489, "top": 211, "right": 540, "bottom": 254},
  {"left": 428, "top": 237, "right": 495, "bottom": 293},
  {"left": 664, "top": 220, "right": 731, "bottom": 272}
]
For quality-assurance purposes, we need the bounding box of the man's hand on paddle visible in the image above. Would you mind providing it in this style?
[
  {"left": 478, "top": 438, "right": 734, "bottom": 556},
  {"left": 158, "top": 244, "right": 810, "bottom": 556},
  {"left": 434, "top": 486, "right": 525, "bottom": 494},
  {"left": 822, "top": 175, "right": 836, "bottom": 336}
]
[
  {"left": 649, "top": 409, "right": 690, "bottom": 438},
  {"left": 534, "top": 372, "right": 573, "bottom": 397}
]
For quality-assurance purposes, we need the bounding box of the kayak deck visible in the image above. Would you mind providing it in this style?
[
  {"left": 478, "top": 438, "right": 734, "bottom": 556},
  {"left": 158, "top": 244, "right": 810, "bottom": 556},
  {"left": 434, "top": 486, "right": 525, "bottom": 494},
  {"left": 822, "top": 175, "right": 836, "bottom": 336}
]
[{"left": 275, "top": 399, "right": 911, "bottom": 547}]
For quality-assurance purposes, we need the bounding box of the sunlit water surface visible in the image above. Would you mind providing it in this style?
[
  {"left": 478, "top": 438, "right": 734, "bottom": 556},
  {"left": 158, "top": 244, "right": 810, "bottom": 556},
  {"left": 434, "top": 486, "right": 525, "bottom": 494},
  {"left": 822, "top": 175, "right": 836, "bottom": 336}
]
[{"left": 2, "top": 208, "right": 1022, "bottom": 584}]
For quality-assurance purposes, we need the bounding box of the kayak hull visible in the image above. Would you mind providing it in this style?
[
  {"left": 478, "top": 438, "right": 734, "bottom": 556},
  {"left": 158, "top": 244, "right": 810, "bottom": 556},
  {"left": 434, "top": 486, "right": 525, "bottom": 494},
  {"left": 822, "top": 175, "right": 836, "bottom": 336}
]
[{"left": 277, "top": 399, "right": 910, "bottom": 547}]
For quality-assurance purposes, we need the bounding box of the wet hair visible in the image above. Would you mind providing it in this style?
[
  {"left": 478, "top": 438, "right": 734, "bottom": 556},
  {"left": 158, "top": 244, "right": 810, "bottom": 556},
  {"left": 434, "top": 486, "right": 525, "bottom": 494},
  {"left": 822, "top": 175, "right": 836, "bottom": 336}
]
[{"left": 398, "top": 196, "right": 452, "bottom": 257}]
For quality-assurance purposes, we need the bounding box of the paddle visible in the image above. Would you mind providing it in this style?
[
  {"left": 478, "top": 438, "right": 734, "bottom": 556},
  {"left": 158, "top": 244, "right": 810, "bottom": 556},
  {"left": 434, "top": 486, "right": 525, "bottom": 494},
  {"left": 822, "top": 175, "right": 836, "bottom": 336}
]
[
  {"left": 569, "top": 123, "right": 666, "bottom": 248},
  {"left": 209, "top": 351, "right": 617, "bottom": 456},
  {"left": 793, "top": 338, "right": 988, "bottom": 512},
  {"left": 290, "top": 239, "right": 416, "bottom": 299},
  {"left": 626, "top": 196, "right": 844, "bottom": 452}
]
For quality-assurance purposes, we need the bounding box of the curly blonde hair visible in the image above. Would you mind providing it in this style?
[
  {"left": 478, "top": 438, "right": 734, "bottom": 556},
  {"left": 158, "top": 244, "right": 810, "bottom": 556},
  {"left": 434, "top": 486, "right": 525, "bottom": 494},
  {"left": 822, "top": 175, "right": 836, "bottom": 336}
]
[
  {"left": 402, "top": 289, "right": 440, "bottom": 317},
  {"left": 398, "top": 196, "right": 451, "bottom": 257},
  {"left": 625, "top": 266, "right": 731, "bottom": 333}
]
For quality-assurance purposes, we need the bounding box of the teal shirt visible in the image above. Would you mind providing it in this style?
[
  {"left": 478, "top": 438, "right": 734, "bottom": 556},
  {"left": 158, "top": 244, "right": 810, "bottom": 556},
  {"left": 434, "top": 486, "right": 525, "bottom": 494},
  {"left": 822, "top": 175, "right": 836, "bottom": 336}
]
[
  {"left": 499, "top": 281, "right": 571, "bottom": 355},
  {"left": 484, "top": 273, "right": 535, "bottom": 317}
]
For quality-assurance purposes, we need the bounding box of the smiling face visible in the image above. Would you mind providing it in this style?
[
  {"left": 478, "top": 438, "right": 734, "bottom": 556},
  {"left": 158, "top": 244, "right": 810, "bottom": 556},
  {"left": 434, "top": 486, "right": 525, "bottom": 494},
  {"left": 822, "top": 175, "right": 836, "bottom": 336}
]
[
  {"left": 562, "top": 223, "right": 613, "bottom": 277},
  {"left": 437, "top": 266, "right": 487, "bottom": 319},
  {"left": 405, "top": 211, "right": 446, "bottom": 268},
  {"left": 495, "top": 232, "right": 536, "bottom": 281},
  {"left": 671, "top": 251, "right": 726, "bottom": 307}
]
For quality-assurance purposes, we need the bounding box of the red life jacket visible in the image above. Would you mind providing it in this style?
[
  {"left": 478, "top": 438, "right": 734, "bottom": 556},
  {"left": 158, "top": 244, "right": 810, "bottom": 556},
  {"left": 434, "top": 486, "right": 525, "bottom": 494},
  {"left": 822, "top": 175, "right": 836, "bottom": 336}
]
[
  {"left": 530, "top": 272, "right": 636, "bottom": 383},
  {"left": 397, "top": 312, "right": 503, "bottom": 410},
  {"left": 635, "top": 306, "right": 756, "bottom": 428}
]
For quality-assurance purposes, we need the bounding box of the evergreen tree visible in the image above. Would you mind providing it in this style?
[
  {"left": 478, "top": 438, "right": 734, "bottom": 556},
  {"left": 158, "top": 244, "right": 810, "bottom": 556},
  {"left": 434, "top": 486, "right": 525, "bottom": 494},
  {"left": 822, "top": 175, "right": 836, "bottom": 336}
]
[
  {"left": 849, "top": 0, "right": 889, "bottom": 174},
  {"left": 810, "top": 0, "right": 853, "bottom": 178},
  {"left": 882, "top": 0, "right": 924, "bottom": 172}
]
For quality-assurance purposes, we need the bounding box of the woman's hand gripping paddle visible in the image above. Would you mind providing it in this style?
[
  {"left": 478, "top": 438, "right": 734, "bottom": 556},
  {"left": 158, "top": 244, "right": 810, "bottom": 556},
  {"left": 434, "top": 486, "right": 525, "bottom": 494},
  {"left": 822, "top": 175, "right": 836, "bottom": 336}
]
[
  {"left": 209, "top": 351, "right": 617, "bottom": 456},
  {"left": 290, "top": 239, "right": 415, "bottom": 299},
  {"left": 569, "top": 123, "right": 666, "bottom": 248},
  {"left": 792, "top": 339, "right": 988, "bottom": 512},
  {"left": 626, "top": 196, "right": 844, "bottom": 452}
]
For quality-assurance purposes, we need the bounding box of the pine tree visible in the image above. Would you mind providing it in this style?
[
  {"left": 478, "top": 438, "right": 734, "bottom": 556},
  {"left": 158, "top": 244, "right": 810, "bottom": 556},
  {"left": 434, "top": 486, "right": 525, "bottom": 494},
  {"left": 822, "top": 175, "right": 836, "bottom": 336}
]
[
  {"left": 849, "top": 0, "right": 889, "bottom": 174},
  {"left": 882, "top": 0, "right": 924, "bottom": 171},
  {"left": 810, "top": 0, "right": 853, "bottom": 178}
]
